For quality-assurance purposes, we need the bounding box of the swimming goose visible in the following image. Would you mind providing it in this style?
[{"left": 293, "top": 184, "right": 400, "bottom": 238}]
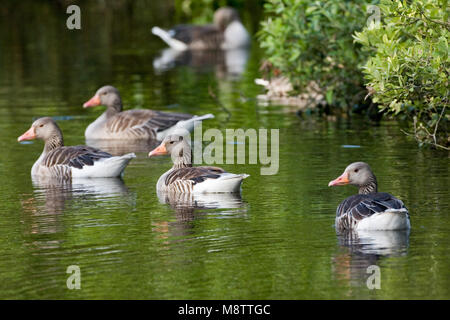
[
  {"left": 148, "top": 135, "right": 249, "bottom": 193},
  {"left": 83, "top": 85, "right": 214, "bottom": 141},
  {"left": 328, "top": 162, "right": 411, "bottom": 231},
  {"left": 18, "top": 117, "right": 135, "bottom": 179},
  {"left": 151, "top": 7, "right": 250, "bottom": 51}
]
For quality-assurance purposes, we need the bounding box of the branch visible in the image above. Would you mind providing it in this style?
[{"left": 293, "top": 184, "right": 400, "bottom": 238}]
[
  {"left": 208, "top": 85, "right": 231, "bottom": 123},
  {"left": 433, "top": 105, "right": 446, "bottom": 137},
  {"left": 419, "top": 9, "right": 450, "bottom": 31}
]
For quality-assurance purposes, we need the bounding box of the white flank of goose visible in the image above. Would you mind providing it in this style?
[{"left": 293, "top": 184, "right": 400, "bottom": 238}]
[
  {"left": 148, "top": 134, "right": 249, "bottom": 194},
  {"left": 328, "top": 162, "right": 411, "bottom": 231},
  {"left": 17, "top": 117, "right": 135, "bottom": 179}
]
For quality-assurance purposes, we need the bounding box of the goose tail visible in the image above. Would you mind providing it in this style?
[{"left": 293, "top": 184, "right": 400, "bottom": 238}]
[
  {"left": 193, "top": 173, "right": 249, "bottom": 193},
  {"left": 152, "top": 26, "right": 188, "bottom": 51},
  {"left": 156, "top": 114, "right": 215, "bottom": 140},
  {"left": 192, "top": 113, "right": 215, "bottom": 121}
]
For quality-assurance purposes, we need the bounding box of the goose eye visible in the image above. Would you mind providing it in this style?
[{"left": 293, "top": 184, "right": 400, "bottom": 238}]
[
  {"left": 354, "top": 169, "right": 359, "bottom": 173},
  {"left": 39, "top": 124, "right": 44, "bottom": 127},
  {"left": 170, "top": 141, "right": 175, "bottom": 144}
]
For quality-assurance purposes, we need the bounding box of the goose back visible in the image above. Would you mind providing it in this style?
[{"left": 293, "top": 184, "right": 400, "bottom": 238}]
[
  {"left": 32, "top": 145, "right": 112, "bottom": 178},
  {"left": 42, "top": 146, "right": 112, "bottom": 169},
  {"left": 169, "top": 24, "right": 224, "bottom": 50},
  {"left": 87, "top": 109, "right": 194, "bottom": 140},
  {"left": 336, "top": 192, "right": 408, "bottom": 231},
  {"left": 160, "top": 166, "right": 226, "bottom": 193}
]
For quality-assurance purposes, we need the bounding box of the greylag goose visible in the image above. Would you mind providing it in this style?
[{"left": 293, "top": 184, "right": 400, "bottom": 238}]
[
  {"left": 83, "top": 85, "right": 214, "bottom": 141},
  {"left": 18, "top": 117, "right": 135, "bottom": 179},
  {"left": 328, "top": 162, "right": 411, "bottom": 231},
  {"left": 151, "top": 7, "right": 250, "bottom": 50},
  {"left": 148, "top": 135, "right": 249, "bottom": 193}
]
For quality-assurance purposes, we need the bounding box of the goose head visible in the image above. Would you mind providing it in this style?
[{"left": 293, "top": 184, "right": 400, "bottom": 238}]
[
  {"left": 148, "top": 135, "right": 190, "bottom": 157},
  {"left": 18, "top": 117, "right": 63, "bottom": 143},
  {"left": 83, "top": 85, "right": 122, "bottom": 112},
  {"left": 148, "top": 134, "right": 192, "bottom": 166},
  {"left": 214, "top": 7, "right": 240, "bottom": 31},
  {"left": 328, "top": 162, "right": 377, "bottom": 192}
]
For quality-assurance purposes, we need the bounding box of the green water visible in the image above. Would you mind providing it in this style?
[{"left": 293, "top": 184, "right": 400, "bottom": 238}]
[{"left": 0, "top": 1, "right": 449, "bottom": 299}]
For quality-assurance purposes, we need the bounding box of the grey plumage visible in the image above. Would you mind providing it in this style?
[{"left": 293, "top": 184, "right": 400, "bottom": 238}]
[{"left": 335, "top": 193, "right": 407, "bottom": 232}]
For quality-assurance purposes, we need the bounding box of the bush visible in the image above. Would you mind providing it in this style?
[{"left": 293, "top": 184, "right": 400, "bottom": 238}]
[
  {"left": 354, "top": 0, "right": 449, "bottom": 149},
  {"left": 258, "top": 0, "right": 377, "bottom": 109},
  {"left": 174, "top": 0, "right": 264, "bottom": 26}
]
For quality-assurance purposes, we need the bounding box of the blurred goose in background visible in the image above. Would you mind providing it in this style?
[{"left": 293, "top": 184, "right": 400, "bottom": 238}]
[
  {"left": 18, "top": 117, "right": 135, "bottom": 179},
  {"left": 151, "top": 7, "right": 250, "bottom": 51},
  {"left": 149, "top": 134, "right": 249, "bottom": 193},
  {"left": 83, "top": 85, "right": 214, "bottom": 141},
  {"left": 328, "top": 162, "right": 411, "bottom": 231}
]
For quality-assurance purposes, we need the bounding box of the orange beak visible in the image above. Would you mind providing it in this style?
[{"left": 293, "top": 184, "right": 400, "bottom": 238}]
[
  {"left": 148, "top": 143, "right": 168, "bottom": 157},
  {"left": 17, "top": 127, "right": 36, "bottom": 142},
  {"left": 328, "top": 172, "right": 350, "bottom": 187},
  {"left": 83, "top": 95, "right": 101, "bottom": 108}
]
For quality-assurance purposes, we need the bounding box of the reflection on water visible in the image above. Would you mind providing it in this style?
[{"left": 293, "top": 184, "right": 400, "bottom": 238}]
[
  {"left": 158, "top": 191, "right": 245, "bottom": 210},
  {"left": 337, "top": 229, "right": 410, "bottom": 257},
  {"left": 15, "top": 177, "right": 137, "bottom": 298},
  {"left": 85, "top": 139, "right": 160, "bottom": 156},
  {"left": 0, "top": 0, "right": 449, "bottom": 300},
  {"left": 154, "top": 191, "right": 247, "bottom": 241},
  {"left": 32, "top": 176, "right": 131, "bottom": 201},
  {"left": 21, "top": 177, "right": 134, "bottom": 236},
  {"left": 332, "top": 229, "right": 410, "bottom": 290},
  {"left": 153, "top": 48, "right": 249, "bottom": 80}
]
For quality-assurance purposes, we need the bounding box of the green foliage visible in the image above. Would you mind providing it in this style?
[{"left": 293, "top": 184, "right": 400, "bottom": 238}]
[
  {"left": 175, "top": 0, "right": 220, "bottom": 24},
  {"left": 354, "top": 0, "right": 449, "bottom": 148},
  {"left": 258, "top": 0, "right": 377, "bottom": 109},
  {"left": 174, "top": 0, "right": 263, "bottom": 25}
]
